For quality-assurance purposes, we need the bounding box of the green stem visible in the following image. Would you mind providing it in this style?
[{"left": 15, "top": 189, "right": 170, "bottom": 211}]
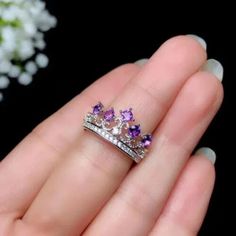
[
  {"left": 0, "top": 2, "right": 13, "bottom": 7},
  {"left": 0, "top": 18, "right": 21, "bottom": 28}
]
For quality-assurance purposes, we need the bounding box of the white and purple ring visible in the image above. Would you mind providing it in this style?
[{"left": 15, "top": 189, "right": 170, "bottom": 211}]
[{"left": 83, "top": 102, "right": 152, "bottom": 163}]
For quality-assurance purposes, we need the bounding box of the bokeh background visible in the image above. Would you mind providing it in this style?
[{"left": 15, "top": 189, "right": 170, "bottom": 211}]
[{"left": 0, "top": 2, "right": 234, "bottom": 235}]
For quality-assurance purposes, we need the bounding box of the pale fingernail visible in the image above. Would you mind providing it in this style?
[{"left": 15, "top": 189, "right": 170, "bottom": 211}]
[
  {"left": 195, "top": 147, "right": 216, "bottom": 165},
  {"left": 187, "top": 34, "right": 207, "bottom": 50},
  {"left": 202, "top": 59, "right": 224, "bottom": 82},
  {"left": 134, "top": 58, "right": 149, "bottom": 67}
]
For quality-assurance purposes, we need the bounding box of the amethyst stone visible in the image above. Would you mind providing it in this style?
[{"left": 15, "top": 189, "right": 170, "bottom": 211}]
[
  {"left": 120, "top": 109, "right": 134, "bottom": 122},
  {"left": 93, "top": 102, "right": 103, "bottom": 115},
  {"left": 141, "top": 134, "right": 152, "bottom": 148},
  {"left": 128, "top": 125, "right": 141, "bottom": 138},
  {"left": 104, "top": 108, "right": 115, "bottom": 121}
]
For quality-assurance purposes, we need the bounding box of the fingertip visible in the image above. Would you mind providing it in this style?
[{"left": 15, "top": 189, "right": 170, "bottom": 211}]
[
  {"left": 195, "top": 147, "right": 216, "bottom": 165},
  {"left": 160, "top": 35, "right": 207, "bottom": 60}
]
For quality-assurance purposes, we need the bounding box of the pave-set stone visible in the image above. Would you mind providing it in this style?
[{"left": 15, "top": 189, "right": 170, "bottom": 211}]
[{"left": 84, "top": 102, "right": 152, "bottom": 163}]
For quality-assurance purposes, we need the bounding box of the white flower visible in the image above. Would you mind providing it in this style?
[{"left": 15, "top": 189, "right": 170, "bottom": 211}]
[
  {"left": 18, "top": 40, "right": 35, "bottom": 60},
  {"left": 0, "top": 76, "right": 10, "bottom": 89},
  {"left": 23, "top": 22, "right": 37, "bottom": 36},
  {"left": 25, "top": 61, "right": 38, "bottom": 75},
  {"left": 2, "top": 6, "right": 17, "bottom": 21},
  {"left": 34, "top": 39, "right": 46, "bottom": 50},
  {"left": 0, "top": 60, "right": 12, "bottom": 74},
  {"left": 8, "top": 65, "right": 21, "bottom": 78},
  {"left": 18, "top": 72, "right": 32, "bottom": 86},
  {"left": 36, "top": 53, "right": 49, "bottom": 68},
  {"left": 1, "top": 26, "right": 17, "bottom": 53},
  {"left": 0, "top": 0, "right": 57, "bottom": 101}
]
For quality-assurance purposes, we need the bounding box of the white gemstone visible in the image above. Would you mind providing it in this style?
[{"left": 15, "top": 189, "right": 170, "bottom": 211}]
[
  {"left": 118, "top": 142, "right": 122, "bottom": 147},
  {"left": 113, "top": 139, "right": 118, "bottom": 145},
  {"left": 112, "top": 127, "right": 120, "bottom": 135}
]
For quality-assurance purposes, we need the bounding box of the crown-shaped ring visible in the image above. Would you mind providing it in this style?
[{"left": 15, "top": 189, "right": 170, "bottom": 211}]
[{"left": 83, "top": 102, "right": 152, "bottom": 163}]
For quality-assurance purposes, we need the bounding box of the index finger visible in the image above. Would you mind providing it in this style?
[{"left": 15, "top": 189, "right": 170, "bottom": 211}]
[{"left": 0, "top": 64, "right": 139, "bottom": 216}]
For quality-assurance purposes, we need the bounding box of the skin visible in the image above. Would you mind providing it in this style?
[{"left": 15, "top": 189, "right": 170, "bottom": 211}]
[{"left": 0, "top": 36, "right": 223, "bottom": 236}]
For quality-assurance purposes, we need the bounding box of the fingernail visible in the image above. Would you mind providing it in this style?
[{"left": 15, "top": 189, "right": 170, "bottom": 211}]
[
  {"left": 195, "top": 147, "right": 216, "bottom": 165},
  {"left": 202, "top": 59, "right": 224, "bottom": 82},
  {"left": 187, "top": 34, "right": 207, "bottom": 50},
  {"left": 134, "top": 58, "right": 149, "bottom": 67}
]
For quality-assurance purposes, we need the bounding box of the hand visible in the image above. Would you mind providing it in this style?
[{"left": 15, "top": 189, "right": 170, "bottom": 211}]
[{"left": 0, "top": 35, "right": 223, "bottom": 236}]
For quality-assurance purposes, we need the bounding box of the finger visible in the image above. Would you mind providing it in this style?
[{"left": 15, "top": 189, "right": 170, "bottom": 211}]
[
  {"left": 149, "top": 149, "right": 216, "bottom": 236},
  {"left": 83, "top": 70, "right": 223, "bottom": 236},
  {"left": 0, "top": 63, "right": 139, "bottom": 216},
  {"left": 22, "top": 36, "right": 206, "bottom": 235}
]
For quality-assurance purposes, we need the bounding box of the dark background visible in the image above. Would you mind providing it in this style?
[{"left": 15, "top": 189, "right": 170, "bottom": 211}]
[{"left": 0, "top": 2, "right": 234, "bottom": 235}]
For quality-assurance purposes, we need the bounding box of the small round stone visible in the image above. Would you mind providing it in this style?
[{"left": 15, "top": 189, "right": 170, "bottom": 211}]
[
  {"left": 120, "top": 109, "right": 134, "bottom": 122},
  {"left": 141, "top": 134, "right": 152, "bottom": 148},
  {"left": 93, "top": 102, "right": 103, "bottom": 115},
  {"left": 112, "top": 127, "right": 120, "bottom": 135},
  {"left": 104, "top": 108, "right": 115, "bottom": 122},
  {"left": 128, "top": 125, "right": 141, "bottom": 138}
]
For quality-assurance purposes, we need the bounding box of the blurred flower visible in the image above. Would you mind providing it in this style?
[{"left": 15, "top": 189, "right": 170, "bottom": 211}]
[{"left": 0, "top": 0, "right": 57, "bottom": 101}]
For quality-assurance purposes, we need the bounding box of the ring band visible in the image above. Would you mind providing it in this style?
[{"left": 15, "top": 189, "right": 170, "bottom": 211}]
[{"left": 83, "top": 102, "right": 152, "bottom": 163}]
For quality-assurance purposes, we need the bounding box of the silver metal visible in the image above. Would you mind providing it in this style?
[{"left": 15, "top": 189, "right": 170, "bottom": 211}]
[{"left": 83, "top": 120, "right": 143, "bottom": 163}]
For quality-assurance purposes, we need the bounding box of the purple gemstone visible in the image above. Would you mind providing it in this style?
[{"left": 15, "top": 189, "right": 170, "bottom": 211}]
[
  {"left": 141, "top": 134, "right": 152, "bottom": 148},
  {"left": 128, "top": 125, "right": 141, "bottom": 138},
  {"left": 120, "top": 109, "right": 134, "bottom": 122},
  {"left": 104, "top": 108, "right": 115, "bottom": 121},
  {"left": 93, "top": 102, "right": 103, "bottom": 115}
]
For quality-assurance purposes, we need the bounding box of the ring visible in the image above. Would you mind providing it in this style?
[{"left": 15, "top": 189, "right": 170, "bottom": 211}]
[{"left": 83, "top": 102, "right": 152, "bottom": 163}]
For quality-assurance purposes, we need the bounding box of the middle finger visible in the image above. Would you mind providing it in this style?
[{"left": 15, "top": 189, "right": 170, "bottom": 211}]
[{"left": 22, "top": 36, "right": 206, "bottom": 235}]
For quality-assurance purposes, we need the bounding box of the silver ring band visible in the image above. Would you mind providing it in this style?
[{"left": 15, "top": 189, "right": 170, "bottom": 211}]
[{"left": 83, "top": 102, "right": 152, "bottom": 163}]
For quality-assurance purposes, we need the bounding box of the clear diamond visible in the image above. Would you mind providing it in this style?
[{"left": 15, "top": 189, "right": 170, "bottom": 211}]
[{"left": 112, "top": 127, "right": 120, "bottom": 135}]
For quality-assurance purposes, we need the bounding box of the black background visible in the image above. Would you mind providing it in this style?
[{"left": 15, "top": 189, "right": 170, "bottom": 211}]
[{"left": 0, "top": 2, "right": 235, "bottom": 235}]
